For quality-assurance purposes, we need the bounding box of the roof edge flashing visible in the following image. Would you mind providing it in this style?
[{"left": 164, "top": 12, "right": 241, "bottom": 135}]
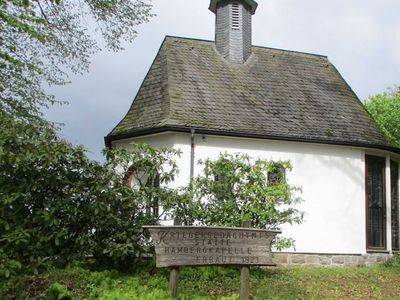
[
  {"left": 209, "top": 0, "right": 258, "bottom": 15},
  {"left": 105, "top": 126, "right": 400, "bottom": 154}
]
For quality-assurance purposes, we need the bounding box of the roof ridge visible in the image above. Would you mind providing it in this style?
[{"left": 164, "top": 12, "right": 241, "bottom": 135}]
[
  {"left": 164, "top": 35, "right": 328, "bottom": 59},
  {"left": 165, "top": 35, "right": 214, "bottom": 43},
  {"left": 106, "top": 38, "right": 170, "bottom": 137},
  {"left": 162, "top": 37, "right": 189, "bottom": 126},
  {"left": 160, "top": 37, "right": 173, "bottom": 125},
  {"left": 252, "top": 45, "right": 328, "bottom": 58}
]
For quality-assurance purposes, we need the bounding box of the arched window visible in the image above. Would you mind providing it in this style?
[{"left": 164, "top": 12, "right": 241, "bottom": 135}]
[
  {"left": 125, "top": 165, "right": 160, "bottom": 217},
  {"left": 267, "top": 163, "right": 286, "bottom": 185}
]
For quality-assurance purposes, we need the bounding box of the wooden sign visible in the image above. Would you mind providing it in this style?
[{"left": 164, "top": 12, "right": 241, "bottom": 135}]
[{"left": 144, "top": 226, "right": 280, "bottom": 268}]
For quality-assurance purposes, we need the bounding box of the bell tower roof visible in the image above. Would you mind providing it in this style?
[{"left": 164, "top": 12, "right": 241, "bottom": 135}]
[{"left": 209, "top": 0, "right": 258, "bottom": 15}]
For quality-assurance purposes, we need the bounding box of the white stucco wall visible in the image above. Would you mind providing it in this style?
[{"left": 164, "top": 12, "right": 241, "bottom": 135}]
[{"left": 113, "top": 132, "right": 399, "bottom": 255}]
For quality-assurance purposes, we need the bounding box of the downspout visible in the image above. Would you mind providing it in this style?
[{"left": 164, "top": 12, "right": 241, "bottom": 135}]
[{"left": 190, "top": 128, "right": 195, "bottom": 180}]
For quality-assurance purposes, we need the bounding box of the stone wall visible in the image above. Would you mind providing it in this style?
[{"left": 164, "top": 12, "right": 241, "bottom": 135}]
[{"left": 273, "top": 252, "right": 392, "bottom": 267}]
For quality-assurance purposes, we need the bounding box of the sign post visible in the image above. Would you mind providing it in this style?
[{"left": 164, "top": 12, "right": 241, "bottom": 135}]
[
  {"left": 169, "top": 218, "right": 181, "bottom": 299},
  {"left": 169, "top": 267, "right": 179, "bottom": 299},
  {"left": 144, "top": 225, "right": 280, "bottom": 299},
  {"left": 240, "top": 221, "right": 251, "bottom": 300}
]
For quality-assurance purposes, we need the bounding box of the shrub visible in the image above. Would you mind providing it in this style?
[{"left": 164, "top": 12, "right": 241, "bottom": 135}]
[
  {"left": 0, "top": 112, "right": 180, "bottom": 276},
  {"left": 0, "top": 114, "right": 100, "bottom": 275},
  {"left": 384, "top": 253, "right": 400, "bottom": 268},
  {"left": 364, "top": 86, "right": 400, "bottom": 147},
  {"left": 187, "top": 153, "right": 304, "bottom": 249},
  {"left": 46, "top": 283, "right": 76, "bottom": 300}
]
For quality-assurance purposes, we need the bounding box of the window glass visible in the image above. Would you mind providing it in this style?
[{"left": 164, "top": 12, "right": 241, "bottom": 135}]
[
  {"left": 126, "top": 167, "right": 160, "bottom": 217},
  {"left": 366, "top": 155, "right": 386, "bottom": 249},
  {"left": 268, "top": 163, "right": 285, "bottom": 185},
  {"left": 391, "top": 160, "right": 399, "bottom": 251}
]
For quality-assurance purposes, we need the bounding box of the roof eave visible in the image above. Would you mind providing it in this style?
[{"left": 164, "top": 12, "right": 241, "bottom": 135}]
[{"left": 104, "top": 126, "right": 400, "bottom": 155}]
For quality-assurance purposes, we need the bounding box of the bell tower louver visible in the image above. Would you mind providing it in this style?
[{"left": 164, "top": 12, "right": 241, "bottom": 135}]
[{"left": 209, "top": 0, "right": 258, "bottom": 64}]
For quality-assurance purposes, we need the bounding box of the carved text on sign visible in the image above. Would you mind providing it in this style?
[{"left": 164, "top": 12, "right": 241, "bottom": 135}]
[{"left": 144, "top": 226, "right": 280, "bottom": 268}]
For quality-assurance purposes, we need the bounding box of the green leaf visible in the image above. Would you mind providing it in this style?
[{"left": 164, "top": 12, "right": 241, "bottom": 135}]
[{"left": 365, "top": 86, "right": 400, "bottom": 147}]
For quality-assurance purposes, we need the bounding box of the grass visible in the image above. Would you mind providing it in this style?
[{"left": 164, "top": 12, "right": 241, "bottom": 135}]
[{"left": 1, "top": 260, "right": 400, "bottom": 299}]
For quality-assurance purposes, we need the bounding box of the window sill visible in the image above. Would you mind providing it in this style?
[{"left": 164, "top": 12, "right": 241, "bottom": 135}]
[{"left": 366, "top": 249, "right": 390, "bottom": 254}]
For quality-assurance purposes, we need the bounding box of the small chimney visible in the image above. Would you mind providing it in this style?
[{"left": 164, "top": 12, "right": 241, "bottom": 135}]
[{"left": 209, "top": 0, "right": 258, "bottom": 64}]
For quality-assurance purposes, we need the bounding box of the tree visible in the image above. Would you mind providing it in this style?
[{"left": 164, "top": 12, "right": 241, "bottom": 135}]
[
  {"left": 99, "top": 144, "right": 181, "bottom": 270},
  {"left": 0, "top": 0, "right": 153, "bottom": 121},
  {"left": 0, "top": 0, "right": 162, "bottom": 277},
  {"left": 188, "top": 153, "right": 304, "bottom": 250},
  {"left": 0, "top": 112, "right": 180, "bottom": 276},
  {"left": 364, "top": 86, "right": 400, "bottom": 147}
]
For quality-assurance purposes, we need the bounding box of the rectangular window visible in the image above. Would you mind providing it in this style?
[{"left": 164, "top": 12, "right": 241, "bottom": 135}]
[
  {"left": 391, "top": 160, "right": 399, "bottom": 251},
  {"left": 366, "top": 155, "right": 386, "bottom": 250}
]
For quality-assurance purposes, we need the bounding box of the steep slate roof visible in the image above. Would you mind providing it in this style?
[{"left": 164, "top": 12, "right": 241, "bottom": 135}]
[{"left": 106, "top": 36, "right": 398, "bottom": 153}]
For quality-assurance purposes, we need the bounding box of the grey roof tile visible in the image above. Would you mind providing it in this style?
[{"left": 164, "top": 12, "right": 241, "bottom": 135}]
[{"left": 107, "top": 36, "right": 396, "bottom": 151}]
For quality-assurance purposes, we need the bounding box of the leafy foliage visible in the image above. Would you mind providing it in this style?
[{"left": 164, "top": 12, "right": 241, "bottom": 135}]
[
  {"left": 0, "top": 0, "right": 153, "bottom": 120},
  {"left": 0, "top": 113, "right": 180, "bottom": 276},
  {"left": 98, "top": 144, "right": 181, "bottom": 269},
  {"left": 0, "top": 0, "right": 158, "bottom": 277},
  {"left": 364, "top": 86, "right": 400, "bottom": 147},
  {"left": 188, "top": 153, "right": 304, "bottom": 249},
  {"left": 2, "top": 265, "right": 400, "bottom": 300},
  {"left": 384, "top": 253, "right": 400, "bottom": 268},
  {"left": 46, "top": 282, "right": 76, "bottom": 300},
  {"left": 0, "top": 113, "right": 95, "bottom": 276}
]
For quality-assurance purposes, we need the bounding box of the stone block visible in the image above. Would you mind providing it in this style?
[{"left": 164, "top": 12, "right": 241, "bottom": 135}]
[
  {"left": 305, "top": 255, "right": 320, "bottom": 265},
  {"left": 319, "top": 256, "right": 332, "bottom": 266},
  {"left": 332, "top": 256, "right": 345, "bottom": 265},
  {"left": 272, "top": 253, "right": 391, "bottom": 267},
  {"left": 291, "top": 255, "right": 306, "bottom": 265},
  {"left": 376, "top": 255, "right": 387, "bottom": 263},
  {"left": 273, "top": 253, "right": 288, "bottom": 265},
  {"left": 344, "top": 256, "right": 359, "bottom": 266}
]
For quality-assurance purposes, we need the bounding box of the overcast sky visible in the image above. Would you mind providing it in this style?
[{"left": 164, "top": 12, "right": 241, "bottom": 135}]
[{"left": 45, "top": 0, "right": 400, "bottom": 161}]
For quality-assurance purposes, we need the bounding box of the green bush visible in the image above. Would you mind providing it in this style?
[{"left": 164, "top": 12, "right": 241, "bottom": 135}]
[
  {"left": 365, "top": 86, "right": 400, "bottom": 147},
  {"left": 384, "top": 253, "right": 400, "bottom": 268},
  {"left": 46, "top": 283, "right": 76, "bottom": 300},
  {"left": 187, "top": 153, "right": 304, "bottom": 249},
  {"left": 0, "top": 112, "right": 180, "bottom": 276},
  {"left": 0, "top": 115, "right": 98, "bottom": 275}
]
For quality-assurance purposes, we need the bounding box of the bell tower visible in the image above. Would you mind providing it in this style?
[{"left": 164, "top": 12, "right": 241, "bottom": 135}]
[{"left": 209, "top": 0, "right": 258, "bottom": 64}]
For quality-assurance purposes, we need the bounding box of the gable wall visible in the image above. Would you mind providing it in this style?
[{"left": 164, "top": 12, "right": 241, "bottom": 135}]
[
  {"left": 114, "top": 132, "right": 396, "bottom": 255},
  {"left": 171, "top": 132, "right": 366, "bottom": 254}
]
